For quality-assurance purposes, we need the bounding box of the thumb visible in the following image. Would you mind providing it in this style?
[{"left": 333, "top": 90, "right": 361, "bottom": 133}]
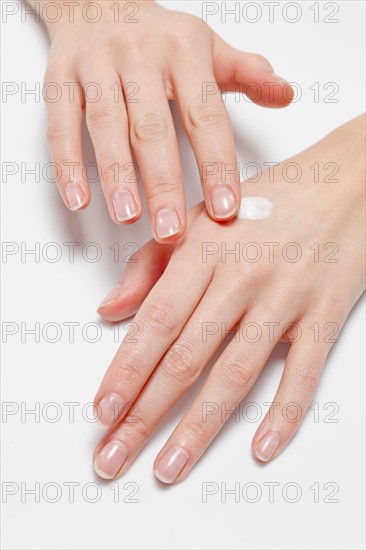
[
  {"left": 213, "top": 36, "right": 294, "bottom": 108},
  {"left": 97, "top": 239, "right": 174, "bottom": 322}
]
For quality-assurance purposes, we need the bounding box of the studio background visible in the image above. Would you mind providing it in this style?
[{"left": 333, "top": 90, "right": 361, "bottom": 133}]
[{"left": 1, "top": 1, "right": 365, "bottom": 549}]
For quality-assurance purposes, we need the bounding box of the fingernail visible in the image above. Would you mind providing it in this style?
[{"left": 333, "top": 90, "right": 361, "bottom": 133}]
[
  {"left": 94, "top": 440, "right": 127, "bottom": 479},
  {"left": 210, "top": 186, "right": 237, "bottom": 219},
  {"left": 154, "top": 447, "right": 188, "bottom": 484},
  {"left": 112, "top": 189, "right": 138, "bottom": 222},
  {"left": 255, "top": 432, "right": 281, "bottom": 462},
  {"left": 65, "top": 183, "right": 87, "bottom": 211},
  {"left": 95, "top": 392, "right": 125, "bottom": 428},
  {"left": 155, "top": 208, "right": 181, "bottom": 239},
  {"left": 98, "top": 284, "right": 123, "bottom": 310}
]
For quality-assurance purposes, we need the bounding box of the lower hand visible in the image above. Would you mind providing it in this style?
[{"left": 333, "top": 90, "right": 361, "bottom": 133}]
[{"left": 93, "top": 115, "right": 365, "bottom": 482}]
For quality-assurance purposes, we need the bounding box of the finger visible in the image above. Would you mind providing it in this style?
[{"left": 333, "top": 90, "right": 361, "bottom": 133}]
[
  {"left": 93, "top": 275, "right": 248, "bottom": 479},
  {"left": 79, "top": 66, "right": 141, "bottom": 224},
  {"left": 94, "top": 242, "right": 213, "bottom": 429},
  {"left": 123, "top": 71, "right": 186, "bottom": 243},
  {"left": 97, "top": 201, "right": 205, "bottom": 321},
  {"left": 252, "top": 327, "right": 337, "bottom": 462},
  {"left": 153, "top": 310, "right": 284, "bottom": 483},
  {"left": 213, "top": 36, "right": 294, "bottom": 108},
  {"left": 44, "top": 69, "right": 90, "bottom": 210},
  {"left": 172, "top": 65, "right": 240, "bottom": 221},
  {"left": 97, "top": 239, "right": 174, "bottom": 322}
]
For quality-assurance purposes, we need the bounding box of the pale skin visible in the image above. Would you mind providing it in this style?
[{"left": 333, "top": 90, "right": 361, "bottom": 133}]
[
  {"left": 92, "top": 115, "right": 365, "bottom": 483},
  {"left": 28, "top": 0, "right": 293, "bottom": 242},
  {"left": 27, "top": 1, "right": 364, "bottom": 482}
]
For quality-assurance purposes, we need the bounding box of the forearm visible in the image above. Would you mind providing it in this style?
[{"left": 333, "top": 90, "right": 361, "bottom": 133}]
[{"left": 287, "top": 113, "right": 365, "bottom": 214}]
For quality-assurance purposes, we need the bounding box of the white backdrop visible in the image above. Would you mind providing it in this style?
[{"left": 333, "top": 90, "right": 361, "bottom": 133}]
[{"left": 1, "top": 1, "right": 365, "bottom": 549}]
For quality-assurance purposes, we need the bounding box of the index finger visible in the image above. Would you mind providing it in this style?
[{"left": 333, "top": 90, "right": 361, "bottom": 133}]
[
  {"left": 94, "top": 246, "right": 213, "bottom": 429},
  {"left": 173, "top": 67, "right": 240, "bottom": 221}
]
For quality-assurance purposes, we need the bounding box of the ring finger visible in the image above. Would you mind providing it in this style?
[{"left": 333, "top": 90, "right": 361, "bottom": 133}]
[{"left": 122, "top": 68, "right": 186, "bottom": 243}]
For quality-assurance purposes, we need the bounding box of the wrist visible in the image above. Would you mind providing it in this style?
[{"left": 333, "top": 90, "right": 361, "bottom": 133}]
[{"left": 333, "top": 114, "right": 365, "bottom": 195}]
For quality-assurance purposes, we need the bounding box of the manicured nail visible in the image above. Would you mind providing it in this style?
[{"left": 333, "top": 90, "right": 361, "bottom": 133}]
[
  {"left": 95, "top": 392, "right": 125, "bottom": 428},
  {"left": 255, "top": 432, "right": 281, "bottom": 462},
  {"left": 94, "top": 440, "right": 127, "bottom": 479},
  {"left": 98, "top": 284, "right": 123, "bottom": 310},
  {"left": 65, "top": 183, "right": 87, "bottom": 211},
  {"left": 210, "top": 186, "right": 237, "bottom": 219},
  {"left": 154, "top": 447, "right": 188, "bottom": 484},
  {"left": 112, "top": 189, "right": 138, "bottom": 222},
  {"left": 155, "top": 208, "right": 181, "bottom": 239}
]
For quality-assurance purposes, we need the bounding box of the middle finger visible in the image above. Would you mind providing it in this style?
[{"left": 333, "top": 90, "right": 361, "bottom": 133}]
[{"left": 122, "top": 68, "right": 186, "bottom": 242}]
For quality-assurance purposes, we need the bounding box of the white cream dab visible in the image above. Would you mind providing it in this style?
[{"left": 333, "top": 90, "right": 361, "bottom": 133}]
[{"left": 238, "top": 196, "right": 273, "bottom": 220}]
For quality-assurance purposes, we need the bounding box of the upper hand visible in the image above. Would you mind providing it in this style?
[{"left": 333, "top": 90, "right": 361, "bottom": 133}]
[{"left": 43, "top": 0, "right": 292, "bottom": 242}]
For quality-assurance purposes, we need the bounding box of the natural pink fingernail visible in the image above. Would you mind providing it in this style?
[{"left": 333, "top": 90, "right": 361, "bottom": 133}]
[
  {"left": 95, "top": 392, "right": 125, "bottom": 428},
  {"left": 154, "top": 447, "right": 188, "bottom": 484},
  {"left": 112, "top": 189, "right": 138, "bottom": 222},
  {"left": 155, "top": 208, "right": 181, "bottom": 239},
  {"left": 210, "top": 186, "right": 237, "bottom": 219},
  {"left": 65, "top": 183, "right": 87, "bottom": 211},
  {"left": 94, "top": 440, "right": 127, "bottom": 479},
  {"left": 255, "top": 432, "right": 281, "bottom": 462},
  {"left": 97, "top": 284, "right": 123, "bottom": 310}
]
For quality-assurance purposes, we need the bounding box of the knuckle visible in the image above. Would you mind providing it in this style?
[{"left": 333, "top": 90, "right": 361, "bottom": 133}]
[
  {"left": 144, "top": 175, "right": 181, "bottom": 202},
  {"left": 112, "top": 359, "right": 141, "bottom": 387},
  {"left": 160, "top": 340, "right": 199, "bottom": 384},
  {"left": 47, "top": 121, "right": 71, "bottom": 148},
  {"left": 78, "top": 33, "right": 106, "bottom": 58},
  {"left": 235, "top": 266, "right": 258, "bottom": 288},
  {"left": 217, "top": 356, "right": 255, "bottom": 390},
  {"left": 186, "top": 101, "right": 227, "bottom": 132},
  {"left": 131, "top": 113, "right": 170, "bottom": 144},
  {"left": 291, "top": 362, "right": 320, "bottom": 392},
  {"left": 184, "top": 418, "right": 210, "bottom": 446},
  {"left": 78, "top": 44, "right": 95, "bottom": 60},
  {"left": 167, "top": 26, "right": 200, "bottom": 52},
  {"left": 251, "top": 53, "right": 270, "bottom": 67},
  {"left": 144, "top": 301, "right": 178, "bottom": 336},
  {"left": 78, "top": 42, "right": 95, "bottom": 60},
  {"left": 87, "top": 104, "right": 120, "bottom": 130},
  {"left": 119, "top": 29, "right": 147, "bottom": 51},
  {"left": 320, "top": 293, "right": 346, "bottom": 321}
]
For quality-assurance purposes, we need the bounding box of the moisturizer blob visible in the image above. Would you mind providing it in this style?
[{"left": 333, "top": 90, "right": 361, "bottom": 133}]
[{"left": 238, "top": 196, "right": 273, "bottom": 220}]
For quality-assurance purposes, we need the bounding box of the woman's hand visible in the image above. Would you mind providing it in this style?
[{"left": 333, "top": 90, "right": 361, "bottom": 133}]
[
  {"left": 93, "top": 115, "right": 365, "bottom": 482},
  {"left": 33, "top": 0, "right": 292, "bottom": 242}
]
